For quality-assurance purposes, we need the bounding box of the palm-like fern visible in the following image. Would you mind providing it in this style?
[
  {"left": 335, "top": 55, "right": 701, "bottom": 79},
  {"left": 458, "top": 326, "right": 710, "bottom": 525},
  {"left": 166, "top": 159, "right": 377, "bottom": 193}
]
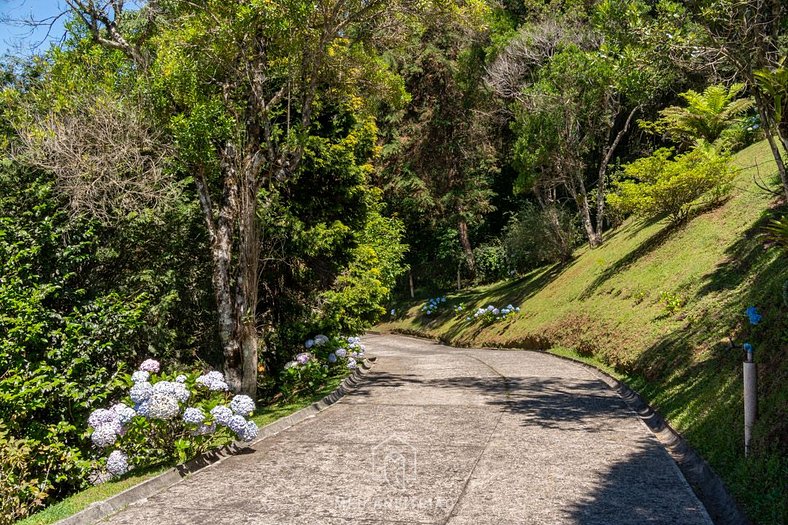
[
  {"left": 644, "top": 83, "right": 754, "bottom": 146},
  {"left": 764, "top": 214, "right": 788, "bottom": 251}
]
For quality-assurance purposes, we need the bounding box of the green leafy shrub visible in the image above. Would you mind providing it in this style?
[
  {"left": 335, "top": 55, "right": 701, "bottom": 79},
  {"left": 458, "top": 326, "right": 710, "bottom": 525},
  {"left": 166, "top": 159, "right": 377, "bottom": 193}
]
[
  {"left": 607, "top": 143, "right": 735, "bottom": 222},
  {"left": 473, "top": 242, "right": 509, "bottom": 283},
  {"left": 279, "top": 335, "right": 364, "bottom": 399},
  {"left": 503, "top": 202, "right": 581, "bottom": 268},
  {"left": 764, "top": 214, "right": 788, "bottom": 251}
]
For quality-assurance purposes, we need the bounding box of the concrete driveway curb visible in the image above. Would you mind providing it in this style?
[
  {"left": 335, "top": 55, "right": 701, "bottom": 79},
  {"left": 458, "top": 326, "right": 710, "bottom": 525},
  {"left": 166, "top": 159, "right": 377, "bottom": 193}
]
[
  {"left": 54, "top": 358, "right": 377, "bottom": 525},
  {"left": 389, "top": 330, "right": 748, "bottom": 525}
]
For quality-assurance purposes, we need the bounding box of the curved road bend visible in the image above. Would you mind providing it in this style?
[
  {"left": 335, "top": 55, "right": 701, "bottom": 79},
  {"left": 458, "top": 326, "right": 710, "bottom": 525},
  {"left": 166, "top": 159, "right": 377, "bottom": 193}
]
[{"left": 101, "top": 333, "right": 712, "bottom": 525}]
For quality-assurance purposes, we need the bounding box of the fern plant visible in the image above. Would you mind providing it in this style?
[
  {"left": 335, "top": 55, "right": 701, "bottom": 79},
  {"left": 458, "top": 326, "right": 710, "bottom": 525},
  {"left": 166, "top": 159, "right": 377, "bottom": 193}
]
[{"left": 641, "top": 83, "right": 754, "bottom": 147}]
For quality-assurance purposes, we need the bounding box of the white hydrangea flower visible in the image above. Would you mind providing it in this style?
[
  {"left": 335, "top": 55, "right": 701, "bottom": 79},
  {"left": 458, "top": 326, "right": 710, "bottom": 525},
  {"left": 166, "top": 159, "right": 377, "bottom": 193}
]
[
  {"left": 230, "top": 395, "right": 255, "bottom": 417},
  {"left": 139, "top": 359, "right": 160, "bottom": 373},
  {"left": 106, "top": 450, "right": 129, "bottom": 477},
  {"left": 131, "top": 371, "right": 150, "bottom": 383},
  {"left": 182, "top": 407, "right": 206, "bottom": 425},
  {"left": 111, "top": 403, "right": 136, "bottom": 426},
  {"left": 238, "top": 420, "right": 259, "bottom": 442},
  {"left": 314, "top": 334, "right": 329, "bottom": 346},
  {"left": 175, "top": 375, "right": 187, "bottom": 383},
  {"left": 130, "top": 381, "right": 153, "bottom": 404},
  {"left": 210, "top": 405, "right": 233, "bottom": 426},
  {"left": 347, "top": 358, "right": 357, "bottom": 370},
  {"left": 91, "top": 422, "right": 121, "bottom": 448},
  {"left": 151, "top": 381, "right": 190, "bottom": 402},
  {"left": 196, "top": 371, "right": 229, "bottom": 391},
  {"left": 227, "top": 414, "right": 248, "bottom": 435},
  {"left": 88, "top": 408, "right": 119, "bottom": 429},
  {"left": 141, "top": 393, "right": 180, "bottom": 420}
]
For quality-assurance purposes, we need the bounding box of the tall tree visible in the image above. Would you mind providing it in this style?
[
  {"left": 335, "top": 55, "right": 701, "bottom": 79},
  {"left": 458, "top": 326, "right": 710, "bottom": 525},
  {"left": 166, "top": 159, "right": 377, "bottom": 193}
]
[
  {"left": 19, "top": 0, "right": 411, "bottom": 397},
  {"left": 378, "top": 0, "right": 497, "bottom": 278}
]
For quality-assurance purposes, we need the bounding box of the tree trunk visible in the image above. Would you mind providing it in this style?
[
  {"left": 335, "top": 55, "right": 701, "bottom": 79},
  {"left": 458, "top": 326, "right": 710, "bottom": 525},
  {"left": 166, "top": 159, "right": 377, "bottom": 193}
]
[
  {"left": 408, "top": 270, "right": 414, "bottom": 299},
  {"left": 754, "top": 91, "right": 788, "bottom": 200},
  {"left": 235, "top": 165, "right": 261, "bottom": 398},
  {"left": 457, "top": 219, "right": 476, "bottom": 276},
  {"left": 567, "top": 174, "right": 601, "bottom": 248},
  {"left": 596, "top": 105, "right": 641, "bottom": 237},
  {"left": 536, "top": 186, "right": 571, "bottom": 262}
]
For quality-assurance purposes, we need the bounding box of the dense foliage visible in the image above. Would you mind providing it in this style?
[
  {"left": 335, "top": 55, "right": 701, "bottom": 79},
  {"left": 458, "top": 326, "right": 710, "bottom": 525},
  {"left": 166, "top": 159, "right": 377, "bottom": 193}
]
[{"left": 0, "top": 0, "right": 786, "bottom": 522}]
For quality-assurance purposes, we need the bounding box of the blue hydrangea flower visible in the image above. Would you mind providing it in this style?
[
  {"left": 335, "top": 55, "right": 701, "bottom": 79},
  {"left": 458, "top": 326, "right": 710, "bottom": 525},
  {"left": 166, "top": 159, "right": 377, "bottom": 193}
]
[
  {"left": 230, "top": 395, "right": 255, "bottom": 417},
  {"left": 305, "top": 339, "right": 315, "bottom": 349},
  {"left": 314, "top": 334, "right": 329, "bottom": 346},
  {"left": 175, "top": 375, "right": 187, "bottom": 383},
  {"left": 347, "top": 358, "right": 357, "bottom": 370},
  {"left": 328, "top": 353, "right": 337, "bottom": 363},
  {"left": 390, "top": 309, "right": 396, "bottom": 315},
  {"left": 336, "top": 348, "right": 347, "bottom": 358},
  {"left": 227, "top": 414, "right": 248, "bottom": 435},
  {"left": 210, "top": 405, "right": 233, "bottom": 426},
  {"left": 111, "top": 403, "right": 136, "bottom": 426},
  {"left": 746, "top": 306, "right": 761, "bottom": 325},
  {"left": 131, "top": 371, "right": 150, "bottom": 383},
  {"left": 106, "top": 450, "right": 129, "bottom": 477},
  {"left": 238, "top": 420, "right": 258, "bottom": 442},
  {"left": 139, "top": 359, "right": 160, "bottom": 373},
  {"left": 182, "top": 407, "right": 206, "bottom": 425},
  {"left": 130, "top": 381, "right": 153, "bottom": 404}
]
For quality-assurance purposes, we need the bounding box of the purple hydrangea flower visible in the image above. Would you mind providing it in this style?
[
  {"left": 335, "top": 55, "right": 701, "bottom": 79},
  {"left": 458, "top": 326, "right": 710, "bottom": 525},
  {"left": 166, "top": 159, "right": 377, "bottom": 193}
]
[
  {"left": 106, "top": 450, "right": 129, "bottom": 477},
  {"left": 335, "top": 348, "right": 347, "bottom": 358},
  {"left": 296, "top": 353, "right": 311, "bottom": 365},
  {"left": 88, "top": 408, "right": 119, "bottom": 429},
  {"left": 91, "top": 423, "right": 121, "bottom": 448},
  {"left": 139, "top": 359, "right": 160, "bottom": 373}
]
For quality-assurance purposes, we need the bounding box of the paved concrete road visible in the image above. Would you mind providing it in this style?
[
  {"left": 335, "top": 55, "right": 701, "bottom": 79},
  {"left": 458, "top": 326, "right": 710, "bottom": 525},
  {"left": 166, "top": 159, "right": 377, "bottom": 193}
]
[{"left": 101, "top": 334, "right": 712, "bottom": 525}]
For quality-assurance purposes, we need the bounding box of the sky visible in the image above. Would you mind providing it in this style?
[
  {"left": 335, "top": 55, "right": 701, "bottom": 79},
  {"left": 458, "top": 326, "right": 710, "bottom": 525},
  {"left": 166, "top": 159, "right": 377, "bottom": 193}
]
[{"left": 0, "top": 0, "right": 70, "bottom": 56}]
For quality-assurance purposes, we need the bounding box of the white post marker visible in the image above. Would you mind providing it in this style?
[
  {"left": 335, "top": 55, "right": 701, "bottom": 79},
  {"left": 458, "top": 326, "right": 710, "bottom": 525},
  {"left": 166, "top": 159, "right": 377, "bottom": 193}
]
[{"left": 743, "top": 346, "right": 756, "bottom": 457}]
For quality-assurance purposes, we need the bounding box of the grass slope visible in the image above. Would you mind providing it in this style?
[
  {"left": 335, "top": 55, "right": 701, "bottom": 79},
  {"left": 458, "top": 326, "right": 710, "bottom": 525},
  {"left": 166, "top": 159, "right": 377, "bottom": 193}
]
[{"left": 380, "top": 140, "right": 787, "bottom": 524}]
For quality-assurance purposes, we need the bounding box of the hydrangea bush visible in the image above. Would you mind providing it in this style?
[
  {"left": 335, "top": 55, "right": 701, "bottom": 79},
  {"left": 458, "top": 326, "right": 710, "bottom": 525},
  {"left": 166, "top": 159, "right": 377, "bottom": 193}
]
[
  {"left": 280, "top": 334, "right": 366, "bottom": 399},
  {"left": 420, "top": 296, "right": 447, "bottom": 316},
  {"left": 469, "top": 304, "right": 520, "bottom": 324},
  {"left": 87, "top": 360, "right": 259, "bottom": 479}
]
